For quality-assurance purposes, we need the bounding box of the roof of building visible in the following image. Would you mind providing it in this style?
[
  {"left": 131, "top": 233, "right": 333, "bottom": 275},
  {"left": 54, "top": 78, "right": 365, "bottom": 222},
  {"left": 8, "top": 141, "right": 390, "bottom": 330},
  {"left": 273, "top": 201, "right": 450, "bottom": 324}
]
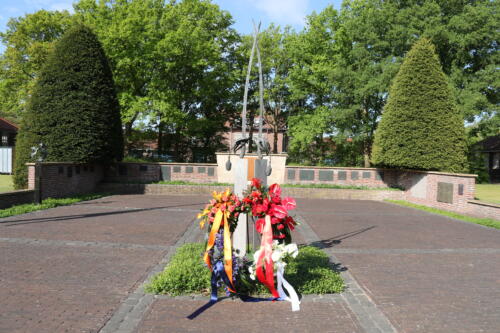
[
  {"left": 477, "top": 135, "right": 500, "bottom": 152},
  {"left": 0, "top": 118, "right": 19, "bottom": 132}
]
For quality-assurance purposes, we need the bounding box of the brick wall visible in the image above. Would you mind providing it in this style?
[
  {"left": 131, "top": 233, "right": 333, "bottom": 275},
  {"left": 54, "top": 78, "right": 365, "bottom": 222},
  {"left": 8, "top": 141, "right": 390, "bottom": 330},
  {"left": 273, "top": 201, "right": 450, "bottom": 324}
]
[
  {"left": 27, "top": 163, "right": 103, "bottom": 199},
  {"left": 467, "top": 201, "right": 500, "bottom": 220},
  {"left": 104, "top": 162, "right": 218, "bottom": 184},
  {"left": 97, "top": 183, "right": 228, "bottom": 196},
  {"left": 0, "top": 190, "right": 35, "bottom": 209}
]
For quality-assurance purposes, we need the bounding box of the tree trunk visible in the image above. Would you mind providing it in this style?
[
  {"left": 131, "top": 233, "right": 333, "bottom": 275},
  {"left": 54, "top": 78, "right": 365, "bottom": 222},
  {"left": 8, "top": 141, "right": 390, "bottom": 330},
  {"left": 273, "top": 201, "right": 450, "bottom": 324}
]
[
  {"left": 273, "top": 125, "right": 278, "bottom": 154},
  {"left": 157, "top": 121, "right": 164, "bottom": 155},
  {"left": 363, "top": 140, "right": 371, "bottom": 168}
]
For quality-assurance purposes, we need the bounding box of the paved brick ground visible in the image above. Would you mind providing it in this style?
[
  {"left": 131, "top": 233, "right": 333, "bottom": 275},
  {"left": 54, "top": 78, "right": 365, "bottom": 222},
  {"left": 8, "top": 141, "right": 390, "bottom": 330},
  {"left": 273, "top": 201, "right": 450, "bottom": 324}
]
[
  {"left": 139, "top": 297, "right": 361, "bottom": 333},
  {"left": 1, "top": 195, "right": 499, "bottom": 332},
  {"left": 297, "top": 199, "right": 500, "bottom": 332},
  {"left": 0, "top": 195, "right": 207, "bottom": 333}
]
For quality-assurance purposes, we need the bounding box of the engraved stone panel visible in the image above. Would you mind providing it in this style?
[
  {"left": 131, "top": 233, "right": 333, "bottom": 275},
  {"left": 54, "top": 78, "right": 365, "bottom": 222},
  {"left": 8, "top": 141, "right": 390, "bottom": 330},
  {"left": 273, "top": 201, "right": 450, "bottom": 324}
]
[
  {"left": 351, "top": 171, "right": 359, "bottom": 180},
  {"left": 319, "top": 170, "right": 333, "bottom": 181},
  {"left": 208, "top": 167, "right": 215, "bottom": 176},
  {"left": 338, "top": 171, "right": 347, "bottom": 180},
  {"left": 161, "top": 166, "right": 171, "bottom": 181},
  {"left": 198, "top": 167, "right": 206, "bottom": 173},
  {"left": 362, "top": 171, "right": 371, "bottom": 179},
  {"left": 287, "top": 169, "right": 296, "bottom": 180},
  {"left": 173, "top": 166, "right": 181, "bottom": 173},
  {"left": 299, "top": 169, "right": 315, "bottom": 181},
  {"left": 458, "top": 184, "right": 464, "bottom": 195},
  {"left": 437, "top": 182, "right": 454, "bottom": 203},
  {"left": 185, "top": 166, "right": 193, "bottom": 173},
  {"left": 140, "top": 165, "right": 148, "bottom": 172}
]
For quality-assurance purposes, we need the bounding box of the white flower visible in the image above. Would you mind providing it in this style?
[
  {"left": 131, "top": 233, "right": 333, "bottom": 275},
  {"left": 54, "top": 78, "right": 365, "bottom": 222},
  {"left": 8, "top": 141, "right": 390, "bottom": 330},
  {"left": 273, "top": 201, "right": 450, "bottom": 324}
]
[
  {"left": 271, "top": 248, "right": 284, "bottom": 262},
  {"left": 285, "top": 243, "right": 299, "bottom": 258},
  {"left": 249, "top": 265, "right": 255, "bottom": 280}
]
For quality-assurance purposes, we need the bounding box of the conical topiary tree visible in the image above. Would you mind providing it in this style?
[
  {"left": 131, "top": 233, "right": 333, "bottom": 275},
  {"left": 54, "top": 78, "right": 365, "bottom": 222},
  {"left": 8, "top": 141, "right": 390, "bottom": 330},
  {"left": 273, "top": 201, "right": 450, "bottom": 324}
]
[
  {"left": 13, "top": 24, "right": 123, "bottom": 188},
  {"left": 371, "top": 38, "right": 467, "bottom": 173}
]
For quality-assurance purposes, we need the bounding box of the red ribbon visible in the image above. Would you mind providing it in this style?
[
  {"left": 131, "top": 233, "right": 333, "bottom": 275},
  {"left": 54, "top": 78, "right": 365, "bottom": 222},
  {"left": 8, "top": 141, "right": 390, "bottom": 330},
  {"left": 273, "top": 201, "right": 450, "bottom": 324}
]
[{"left": 255, "top": 215, "right": 279, "bottom": 298}]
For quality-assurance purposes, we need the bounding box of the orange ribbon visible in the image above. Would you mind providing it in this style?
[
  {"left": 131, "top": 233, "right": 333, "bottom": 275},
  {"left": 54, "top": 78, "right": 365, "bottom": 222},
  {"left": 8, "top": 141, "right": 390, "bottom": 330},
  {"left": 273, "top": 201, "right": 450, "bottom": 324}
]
[
  {"left": 255, "top": 215, "right": 279, "bottom": 298},
  {"left": 203, "top": 209, "right": 236, "bottom": 293}
]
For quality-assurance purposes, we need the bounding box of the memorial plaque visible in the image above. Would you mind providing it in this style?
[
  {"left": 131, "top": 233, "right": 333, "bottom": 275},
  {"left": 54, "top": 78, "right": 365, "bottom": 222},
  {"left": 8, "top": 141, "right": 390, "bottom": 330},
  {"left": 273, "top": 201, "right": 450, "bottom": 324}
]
[
  {"left": 173, "top": 166, "right": 181, "bottom": 173},
  {"left": 319, "top": 170, "right": 333, "bottom": 181},
  {"left": 161, "top": 166, "right": 171, "bottom": 181},
  {"left": 458, "top": 184, "right": 464, "bottom": 195},
  {"left": 437, "top": 182, "right": 453, "bottom": 203},
  {"left": 375, "top": 171, "right": 384, "bottom": 180},
  {"left": 198, "top": 167, "right": 206, "bottom": 173},
  {"left": 338, "top": 171, "right": 347, "bottom": 180},
  {"left": 299, "top": 169, "right": 315, "bottom": 181},
  {"left": 186, "top": 166, "right": 193, "bottom": 173},
  {"left": 362, "top": 171, "right": 371, "bottom": 179},
  {"left": 208, "top": 167, "right": 215, "bottom": 176},
  {"left": 140, "top": 165, "right": 148, "bottom": 172},
  {"left": 67, "top": 166, "right": 73, "bottom": 178},
  {"left": 351, "top": 171, "right": 359, "bottom": 180},
  {"left": 287, "top": 169, "right": 296, "bottom": 180}
]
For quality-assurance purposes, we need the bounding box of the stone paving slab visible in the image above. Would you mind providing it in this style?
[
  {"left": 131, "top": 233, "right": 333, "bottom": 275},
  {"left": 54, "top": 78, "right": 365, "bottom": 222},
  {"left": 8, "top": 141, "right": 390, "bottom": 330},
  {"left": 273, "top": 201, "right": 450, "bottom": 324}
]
[
  {"left": 297, "top": 199, "right": 500, "bottom": 332},
  {"left": 297, "top": 199, "right": 500, "bottom": 249},
  {"left": 334, "top": 252, "right": 500, "bottom": 333},
  {"left": 0, "top": 195, "right": 208, "bottom": 333},
  {"left": 138, "top": 297, "right": 362, "bottom": 333},
  {"left": 0, "top": 195, "right": 206, "bottom": 246},
  {"left": 0, "top": 242, "right": 162, "bottom": 333}
]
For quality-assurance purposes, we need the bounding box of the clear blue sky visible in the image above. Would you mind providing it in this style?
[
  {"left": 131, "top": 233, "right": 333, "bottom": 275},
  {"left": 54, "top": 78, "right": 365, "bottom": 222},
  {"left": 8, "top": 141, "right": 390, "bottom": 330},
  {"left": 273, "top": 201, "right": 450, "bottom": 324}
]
[{"left": 0, "top": 0, "right": 342, "bottom": 50}]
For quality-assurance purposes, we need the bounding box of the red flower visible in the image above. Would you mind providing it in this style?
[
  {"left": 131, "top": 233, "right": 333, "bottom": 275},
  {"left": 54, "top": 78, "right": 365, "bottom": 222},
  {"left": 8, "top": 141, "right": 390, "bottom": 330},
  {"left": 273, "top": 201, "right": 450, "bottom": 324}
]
[
  {"left": 277, "top": 223, "right": 285, "bottom": 230},
  {"left": 270, "top": 204, "right": 287, "bottom": 219},
  {"left": 269, "top": 183, "right": 282, "bottom": 198},
  {"left": 255, "top": 218, "right": 265, "bottom": 233},
  {"left": 282, "top": 197, "right": 296, "bottom": 211},
  {"left": 251, "top": 178, "right": 262, "bottom": 189},
  {"left": 284, "top": 216, "right": 296, "bottom": 231}
]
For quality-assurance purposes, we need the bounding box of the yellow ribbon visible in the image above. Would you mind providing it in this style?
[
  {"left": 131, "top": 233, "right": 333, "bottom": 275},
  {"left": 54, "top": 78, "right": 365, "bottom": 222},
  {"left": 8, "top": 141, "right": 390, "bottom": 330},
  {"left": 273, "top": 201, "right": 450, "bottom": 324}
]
[{"left": 203, "top": 209, "right": 236, "bottom": 293}]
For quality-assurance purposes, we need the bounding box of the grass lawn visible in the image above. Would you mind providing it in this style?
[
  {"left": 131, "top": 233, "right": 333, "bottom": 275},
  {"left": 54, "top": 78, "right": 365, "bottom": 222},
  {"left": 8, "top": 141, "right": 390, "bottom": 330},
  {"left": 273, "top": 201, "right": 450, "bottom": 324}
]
[
  {"left": 386, "top": 199, "right": 499, "bottom": 228},
  {"left": 0, "top": 174, "right": 14, "bottom": 193},
  {"left": 475, "top": 184, "right": 500, "bottom": 205}
]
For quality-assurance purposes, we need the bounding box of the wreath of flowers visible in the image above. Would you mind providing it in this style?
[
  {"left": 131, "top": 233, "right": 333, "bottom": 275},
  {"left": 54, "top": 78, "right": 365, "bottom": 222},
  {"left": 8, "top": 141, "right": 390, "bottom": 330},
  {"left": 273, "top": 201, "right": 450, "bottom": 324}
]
[{"left": 242, "top": 178, "right": 298, "bottom": 243}]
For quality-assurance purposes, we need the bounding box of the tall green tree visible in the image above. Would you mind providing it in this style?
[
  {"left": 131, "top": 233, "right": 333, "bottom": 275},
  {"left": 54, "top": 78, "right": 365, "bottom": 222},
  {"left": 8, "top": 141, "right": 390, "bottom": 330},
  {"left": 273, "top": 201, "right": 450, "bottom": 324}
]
[
  {"left": 74, "top": 0, "right": 165, "bottom": 149},
  {"left": 371, "top": 38, "right": 467, "bottom": 173},
  {"left": 0, "top": 10, "right": 73, "bottom": 123},
  {"left": 152, "top": 0, "right": 240, "bottom": 161},
  {"left": 13, "top": 24, "right": 123, "bottom": 188}
]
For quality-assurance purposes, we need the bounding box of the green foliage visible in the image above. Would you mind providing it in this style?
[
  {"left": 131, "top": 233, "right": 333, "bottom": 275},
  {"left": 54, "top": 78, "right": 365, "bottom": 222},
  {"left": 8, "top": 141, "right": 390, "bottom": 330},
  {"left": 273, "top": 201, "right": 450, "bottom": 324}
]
[
  {"left": 0, "top": 193, "right": 109, "bottom": 218},
  {"left": 372, "top": 38, "right": 467, "bottom": 173},
  {"left": 145, "top": 243, "right": 210, "bottom": 295},
  {"left": 0, "top": 10, "right": 73, "bottom": 124},
  {"left": 386, "top": 200, "right": 500, "bottom": 228},
  {"left": 145, "top": 243, "right": 344, "bottom": 296},
  {"left": 475, "top": 184, "right": 500, "bottom": 205},
  {"left": 13, "top": 24, "right": 123, "bottom": 188}
]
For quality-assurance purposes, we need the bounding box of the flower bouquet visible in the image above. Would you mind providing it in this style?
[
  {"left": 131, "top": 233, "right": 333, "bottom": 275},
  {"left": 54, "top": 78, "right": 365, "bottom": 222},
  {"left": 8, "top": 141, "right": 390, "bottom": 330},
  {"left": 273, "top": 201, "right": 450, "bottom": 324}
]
[
  {"left": 242, "top": 178, "right": 301, "bottom": 310},
  {"left": 198, "top": 189, "right": 244, "bottom": 301}
]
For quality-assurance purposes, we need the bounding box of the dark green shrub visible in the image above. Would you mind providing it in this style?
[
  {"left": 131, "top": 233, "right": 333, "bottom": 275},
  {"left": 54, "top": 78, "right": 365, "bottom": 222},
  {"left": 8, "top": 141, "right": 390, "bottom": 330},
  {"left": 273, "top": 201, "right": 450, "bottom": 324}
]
[
  {"left": 372, "top": 38, "right": 467, "bottom": 173},
  {"left": 13, "top": 24, "right": 123, "bottom": 188}
]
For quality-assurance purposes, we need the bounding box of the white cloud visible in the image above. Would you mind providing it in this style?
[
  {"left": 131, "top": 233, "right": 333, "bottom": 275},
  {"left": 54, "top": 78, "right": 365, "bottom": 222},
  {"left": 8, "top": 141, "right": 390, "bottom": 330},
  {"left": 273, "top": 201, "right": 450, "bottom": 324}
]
[{"left": 253, "top": 0, "right": 309, "bottom": 26}]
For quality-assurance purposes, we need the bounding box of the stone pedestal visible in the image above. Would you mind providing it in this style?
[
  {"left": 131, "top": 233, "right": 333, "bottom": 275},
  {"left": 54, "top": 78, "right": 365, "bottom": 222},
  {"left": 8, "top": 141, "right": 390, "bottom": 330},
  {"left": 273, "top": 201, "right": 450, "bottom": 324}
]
[{"left": 232, "top": 156, "right": 268, "bottom": 257}]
